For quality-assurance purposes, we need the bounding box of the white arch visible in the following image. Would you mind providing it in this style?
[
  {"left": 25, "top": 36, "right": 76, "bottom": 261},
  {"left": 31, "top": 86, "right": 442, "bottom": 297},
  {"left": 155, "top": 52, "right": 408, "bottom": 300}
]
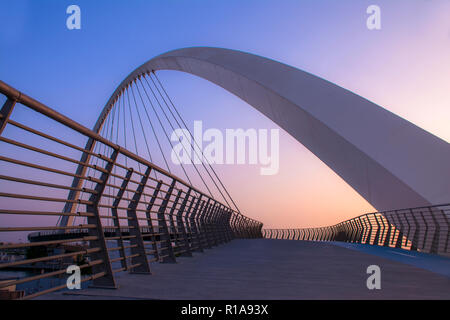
[{"left": 63, "top": 47, "right": 450, "bottom": 228}]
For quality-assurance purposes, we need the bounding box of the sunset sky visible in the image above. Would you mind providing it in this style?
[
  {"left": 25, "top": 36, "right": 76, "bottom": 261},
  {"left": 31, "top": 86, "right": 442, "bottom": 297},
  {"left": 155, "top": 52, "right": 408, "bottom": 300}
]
[{"left": 1, "top": 0, "right": 449, "bottom": 230}]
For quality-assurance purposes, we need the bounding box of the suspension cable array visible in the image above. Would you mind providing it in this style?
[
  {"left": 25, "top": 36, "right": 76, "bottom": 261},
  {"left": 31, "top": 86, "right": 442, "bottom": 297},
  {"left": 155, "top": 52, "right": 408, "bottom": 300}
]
[
  {"left": 109, "top": 72, "right": 238, "bottom": 210},
  {"left": 66, "top": 70, "right": 246, "bottom": 228}
]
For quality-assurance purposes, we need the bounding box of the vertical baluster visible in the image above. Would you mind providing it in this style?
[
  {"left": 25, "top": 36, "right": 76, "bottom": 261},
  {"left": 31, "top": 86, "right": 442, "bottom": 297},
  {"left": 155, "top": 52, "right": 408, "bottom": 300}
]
[
  {"left": 157, "top": 179, "right": 176, "bottom": 263},
  {"left": 125, "top": 166, "right": 151, "bottom": 274}
]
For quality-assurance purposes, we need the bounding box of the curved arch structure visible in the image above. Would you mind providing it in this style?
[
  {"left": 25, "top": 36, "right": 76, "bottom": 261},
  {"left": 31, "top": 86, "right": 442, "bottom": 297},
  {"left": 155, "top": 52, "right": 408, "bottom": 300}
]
[{"left": 62, "top": 47, "right": 450, "bottom": 226}]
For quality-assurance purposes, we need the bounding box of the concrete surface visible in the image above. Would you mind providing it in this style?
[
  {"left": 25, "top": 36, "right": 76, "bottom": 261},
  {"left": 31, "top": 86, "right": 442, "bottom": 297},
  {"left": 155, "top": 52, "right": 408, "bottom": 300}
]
[{"left": 40, "top": 239, "right": 450, "bottom": 300}]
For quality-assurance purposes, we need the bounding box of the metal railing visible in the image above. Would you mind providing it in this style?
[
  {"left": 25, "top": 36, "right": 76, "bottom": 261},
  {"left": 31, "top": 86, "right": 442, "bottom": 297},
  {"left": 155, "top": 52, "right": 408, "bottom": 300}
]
[
  {"left": 0, "top": 80, "right": 263, "bottom": 299},
  {"left": 264, "top": 204, "right": 450, "bottom": 256}
]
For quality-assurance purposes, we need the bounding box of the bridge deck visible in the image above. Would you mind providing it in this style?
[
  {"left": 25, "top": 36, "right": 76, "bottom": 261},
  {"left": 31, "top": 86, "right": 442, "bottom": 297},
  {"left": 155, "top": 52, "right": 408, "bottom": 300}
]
[{"left": 40, "top": 239, "right": 450, "bottom": 300}]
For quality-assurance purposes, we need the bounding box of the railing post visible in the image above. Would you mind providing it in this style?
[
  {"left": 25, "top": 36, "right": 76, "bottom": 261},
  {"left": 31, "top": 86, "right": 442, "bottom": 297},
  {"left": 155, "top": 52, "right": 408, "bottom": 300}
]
[
  {"left": 157, "top": 179, "right": 177, "bottom": 263},
  {"left": 406, "top": 209, "right": 419, "bottom": 251},
  {"left": 317, "top": 228, "right": 322, "bottom": 241},
  {"left": 208, "top": 203, "right": 221, "bottom": 246},
  {"left": 383, "top": 214, "right": 393, "bottom": 247},
  {"left": 359, "top": 217, "right": 367, "bottom": 244},
  {"left": 190, "top": 196, "right": 204, "bottom": 252},
  {"left": 241, "top": 216, "right": 248, "bottom": 238},
  {"left": 395, "top": 210, "right": 407, "bottom": 249},
  {"left": 372, "top": 214, "right": 382, "bottom": 246},
  {"left": 248, "top": 220, "right": 254, "bottom": 239},
  {"left": 183, "top": 193, "right": 195, "bottom": 247},
  {"left": 205, "top": 200, "right": 216, "bottom": 247},
  {"left": 175, "top": 188, "right": 193, "bottom": 257},
  {"left": 239, "top": 215, "right": 245, "bottom": 238},
  {"left": 215, "top": 205, "right": 225, "bottom": 243},
  {"left": 229, "top": 211, "right": 237, "bottom": 238},
  {"left": 111, "top": 168, "right": 133, "bottom": 271},
  {"left": 126, "top": 166, "right": 152, "bottom": 274},
  {"left": 217, "top": 205, "right": 228, "bottom": 243},
  {"left": 420, "top": 211, "right": 430, "bottom": 251},
  {"left": 86, "top": 149, "right": 119, "bottom": 288},
  {"left": 198, "top": 199, "right": 211, "bottom": 248},
  {"left": 328, "top": 226, "right": 335, "bottom": 241},
  {"left": 0, "top": 98, "right": 16, "bottom": 135},
  {"left": 236, "top": 215, "right": 243, "bottom": 238},
  {"left": 402, "top": 210, "right": 414, "bottom": 248},
  {"left": 245, "top": 218, "right": 252, "bottom": 238},
  {"left": 224, "top": 209, "right": 234, "bottom": 241},
  {"left": 440, "top": 209, "right": 449, "bottom": 253},
  {"left": 323, "top": 227, "right": 329, "bottom": 241},
  {"left": 327, "top": 226, "right": 333, "bottom": 241},
  {"left": 215, "top": 205, "right": 226, "bottom": 243},
  {"left": 144, "top": 180, "right": 163, "bottom": 261},
  {"left": 349, "top": 220, "right": 357, "bottom": 242},
  {"left": 428, "top": 207, "right": 441, "bottom": 254},
  {"left": 167, "top": 189, "right": 182, "bottom": 254},
  {"left": 364, "top": 216, "right": 373, "bottom": 244},
  {"left": 355, "top": 217, "right": 363, "bottom": 243}
]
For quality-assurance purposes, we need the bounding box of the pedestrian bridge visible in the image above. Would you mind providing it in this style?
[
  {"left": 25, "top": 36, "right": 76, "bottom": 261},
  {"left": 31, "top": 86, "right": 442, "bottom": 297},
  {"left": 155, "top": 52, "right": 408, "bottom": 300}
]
[{"left": 0, "top": 47, "right": 449, "bottom": 299}]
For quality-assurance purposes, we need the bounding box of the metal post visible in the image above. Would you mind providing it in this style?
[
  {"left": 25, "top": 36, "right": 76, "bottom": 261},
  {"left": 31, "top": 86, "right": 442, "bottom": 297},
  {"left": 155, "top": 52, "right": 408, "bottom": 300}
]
[
  {"left": 175, "top": 188, "right": 193, "bottom": 257},
  {"left": 87, "top": 149, "right": 119, "bottom": 288},
  {"left": 360, "top": 217, "right": 369, "bottom": 244},
  {"left": 190, "top": 196, "right": 204, "bottom": 252},
  {"left": 428, "top": 207, "right": 441, "bottom": 254},
  {"left": 208, "top": 203, "right": 220, "bottom": 246},
  {"left": 441, "top": 209, "right": 450, "bottom": 253},
  {"left": 395, "top": 210, "right": 406, "bottom": 249},
  {"left": 223, "top": 208, "right": 233, "bottom": 242},
  {"left": 183, "top": 194, "right": 195, "bottom": 248},
  {"left": 200, "top": 199, "right": 212, "bottom": 248},
  {"left": 383, "top": 214, "right": 393, "bottom": 247},
  {"left": 0, "top": 98, "right": 16, "bottom": 135},
  {"left": 216, "top": 205, "right": 228, "bottom": 243},
  {"left": 144, "top": 180, "right": 163, "bottom": 261},
  {"left": 125, "top": 167, "right": 151, "bottom": 274},
  {"left": 111, "top": 168, "right": 133, "bottom": 270},
  {"left": 407, "top": 209, "right": 419, "bottom": 251},
  {"left": 372, "top": 214, "right": 382, "bottom": 246},
  {"left": 157, "top": 179, "right": 176, "bottom": 263},
  {"left": 167, "top": 189, "right": 182, "bottom": 254}
]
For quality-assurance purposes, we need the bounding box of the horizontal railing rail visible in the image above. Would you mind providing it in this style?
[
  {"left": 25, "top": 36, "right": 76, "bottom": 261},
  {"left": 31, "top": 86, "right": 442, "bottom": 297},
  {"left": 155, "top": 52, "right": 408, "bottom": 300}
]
[
  {"left": 264, "top": 203, "right": 450, "bottom": 256},
  {"left": 0, "top": 80, "right": 263, "bottom": 300}
]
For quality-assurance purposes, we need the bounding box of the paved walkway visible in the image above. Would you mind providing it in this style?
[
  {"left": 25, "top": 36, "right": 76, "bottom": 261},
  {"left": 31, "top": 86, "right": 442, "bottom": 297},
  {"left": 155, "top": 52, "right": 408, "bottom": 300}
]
[{"left": 42, "top": 239, "right": 450, "bottom": 300}]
